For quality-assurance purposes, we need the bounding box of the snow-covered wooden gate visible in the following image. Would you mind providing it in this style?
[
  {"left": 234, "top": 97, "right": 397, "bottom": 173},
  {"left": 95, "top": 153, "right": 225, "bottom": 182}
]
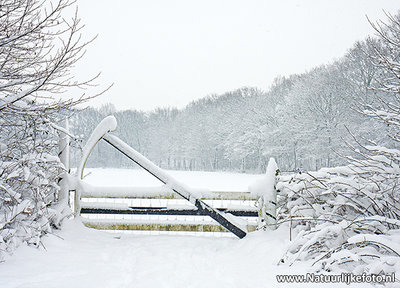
[{"left": 59, "top": 116, "right": 278, "bottom": 238}]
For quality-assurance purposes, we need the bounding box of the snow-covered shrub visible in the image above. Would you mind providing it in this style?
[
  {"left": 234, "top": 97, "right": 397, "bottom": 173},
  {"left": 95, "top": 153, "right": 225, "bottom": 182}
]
[
  {"left": 276, "top": 147, "right": 400, "bottom": 276},
  {"left": 0, "top": 0, "right": 99, "bottom": 261},
  {"left": 0, "top": 111, "right": 64, "bottom": 261}
]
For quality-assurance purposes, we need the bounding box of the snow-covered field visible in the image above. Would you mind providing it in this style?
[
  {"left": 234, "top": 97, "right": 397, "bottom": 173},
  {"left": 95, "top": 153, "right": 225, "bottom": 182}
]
[
  {"left": 82, "top": 168, "right": 263, "bottom": 192},
  {"left": 0, "top": 169, "right": 373, "bottom": 287}
]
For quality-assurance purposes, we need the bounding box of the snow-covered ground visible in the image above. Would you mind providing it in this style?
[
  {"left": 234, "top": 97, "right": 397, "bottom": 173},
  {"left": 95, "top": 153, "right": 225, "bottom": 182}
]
[
  {"left": 0, "top": 169, "right": 373, "bottom": 287},
  {"left": 1, "top": 220, "right": 371, "bottom": 288}
]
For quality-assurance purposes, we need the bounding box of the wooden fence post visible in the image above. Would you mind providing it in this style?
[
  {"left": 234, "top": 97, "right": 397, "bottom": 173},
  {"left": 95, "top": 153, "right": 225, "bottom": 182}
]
[
  {"left": 58, "top": 118, "right": 70, "bottom": 208},
  {"left": 251, "top": 158, "right": 278, "bottom": 230},
  {"left": 75, "top": 116, "right": 118, "bottom": 216}
]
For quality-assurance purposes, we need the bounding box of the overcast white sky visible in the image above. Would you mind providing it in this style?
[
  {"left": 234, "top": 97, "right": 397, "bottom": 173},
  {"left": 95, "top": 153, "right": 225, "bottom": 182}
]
[{"left": 74, "top": 0, "right": 399, "bottom": 111}]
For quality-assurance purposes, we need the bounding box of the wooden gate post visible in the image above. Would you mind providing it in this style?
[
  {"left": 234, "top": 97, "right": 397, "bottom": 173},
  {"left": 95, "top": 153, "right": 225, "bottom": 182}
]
[
  {"left": 58, "top": 118, "right": 70, "bottom": 208},
  {"left": 75, "top": 116, "right": 118, "bottom": 215},
  {"left": 251, "top": 158, "right": 278, "bottom": 230},
  {"left": 263, "top": 158, "right": 278, "bottom": 230}
]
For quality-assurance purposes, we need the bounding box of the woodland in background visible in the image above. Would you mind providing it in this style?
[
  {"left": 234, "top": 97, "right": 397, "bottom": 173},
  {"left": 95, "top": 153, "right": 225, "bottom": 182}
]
[{"left": 70, "top": 30, "right": 393, "bottom": 172}]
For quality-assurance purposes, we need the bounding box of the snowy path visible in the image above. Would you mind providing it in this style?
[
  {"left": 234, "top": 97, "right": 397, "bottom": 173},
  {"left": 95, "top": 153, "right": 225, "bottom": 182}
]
[
  {"left": 1, "top": 221, "right": 283, "bottom": 288},
  {"left": 0, "top": 221, "right": 368, "bottom": 288}
]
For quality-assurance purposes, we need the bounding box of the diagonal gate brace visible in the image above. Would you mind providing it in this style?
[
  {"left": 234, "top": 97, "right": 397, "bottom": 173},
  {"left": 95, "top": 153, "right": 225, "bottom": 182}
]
[{"left": 102, "top": 133, "right": 247, "bottom": 239}]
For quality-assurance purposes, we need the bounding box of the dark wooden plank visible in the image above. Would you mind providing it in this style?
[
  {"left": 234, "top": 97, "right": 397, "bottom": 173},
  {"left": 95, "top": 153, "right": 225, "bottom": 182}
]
[
  {"left": 83, "top": 221, "right": 258, "bottom": 233},
  {"left": 80, "top": 207, "right": 258, "bottom": 217}
]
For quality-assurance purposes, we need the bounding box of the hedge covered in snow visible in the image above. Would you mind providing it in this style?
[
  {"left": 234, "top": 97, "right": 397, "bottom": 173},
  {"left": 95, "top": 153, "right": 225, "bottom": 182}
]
[
  {"left": 276, "top": 147, "right": 400, "bottom": 277},
  {"left": 0, "top": 115, "right": 64, "bottom": 262}
]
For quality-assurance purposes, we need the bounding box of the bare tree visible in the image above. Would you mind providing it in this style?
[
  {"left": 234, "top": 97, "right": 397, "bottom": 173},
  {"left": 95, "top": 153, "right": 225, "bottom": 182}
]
[{"left": 364, "top": 11, "right": 400, "bottom": 143}]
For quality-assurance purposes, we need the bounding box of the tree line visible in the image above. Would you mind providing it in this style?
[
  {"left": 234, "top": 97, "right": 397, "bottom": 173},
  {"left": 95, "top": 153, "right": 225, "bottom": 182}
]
[{"left": 70, "top": 31, "right": 393, "bottom": 172}]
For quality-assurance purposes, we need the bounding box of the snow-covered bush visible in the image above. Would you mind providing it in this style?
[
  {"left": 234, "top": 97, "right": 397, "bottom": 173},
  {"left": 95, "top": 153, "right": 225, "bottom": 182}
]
[
  {"left": 0, "top": 0, "right": 98, "bottom": 261},
  {"left": 0, "top": 112, "right": 63, "bottom": 261},
  {"left": 277, "top": 150, "right": 400, "bottom": 275}
]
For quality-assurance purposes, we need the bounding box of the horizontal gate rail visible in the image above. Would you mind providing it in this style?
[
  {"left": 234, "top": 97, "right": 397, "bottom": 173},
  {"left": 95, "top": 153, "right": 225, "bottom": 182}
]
[
  {"left": 80, "top": 207, "right": 258, "bottom": 217},
  {"left": 82, "top": 219, "right": 258, "bottom": 233},
  {"left": 80, "top": 187, "right": 258, "bottom": 200}
]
